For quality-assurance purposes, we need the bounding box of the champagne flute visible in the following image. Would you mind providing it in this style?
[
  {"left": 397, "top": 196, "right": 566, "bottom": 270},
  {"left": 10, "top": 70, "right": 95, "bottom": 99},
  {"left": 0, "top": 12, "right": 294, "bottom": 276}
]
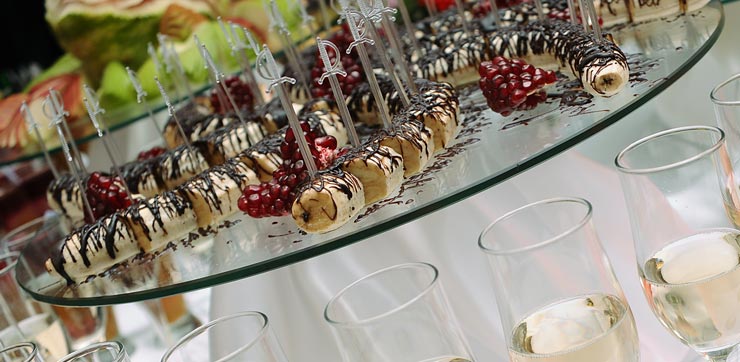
[
  {"left": 57, "top": 341, "right": 130, "bottom": 362},
  {"left": 616, "top": 126, "right": 740, "bottom": 361},
  {"left": 479, "top": 197, "right": 640, "bottom": 362},
  {"left": 324, "top": 262, "right": 474, "bottom": 362},
  {"left": 161, "top": 311, "right": 288, "bottom": 362}
]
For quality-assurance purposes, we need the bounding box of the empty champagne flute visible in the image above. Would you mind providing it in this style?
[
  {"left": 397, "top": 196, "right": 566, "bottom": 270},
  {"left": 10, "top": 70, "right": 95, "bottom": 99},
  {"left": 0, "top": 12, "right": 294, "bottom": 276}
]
[
  {"left": 161, "top": 311, "right": 288, "bottom": 362},
  {"left": 712, "top": 73, "right": 740, "bottom": 174},
  {"left": 479, "top": 197, "right": 640, "bottom": 362},
  {"left": 0, "top": 342, "right": 43, "bottom": 362},
  {"left": 57, "top": 341, "right": 129, "bottom": 362},
  {"left": 324, "top": 262, "right": 474, "bottom": 362},
  {"left": 616, "top": 126, "right": 740, "bottom": 361}
]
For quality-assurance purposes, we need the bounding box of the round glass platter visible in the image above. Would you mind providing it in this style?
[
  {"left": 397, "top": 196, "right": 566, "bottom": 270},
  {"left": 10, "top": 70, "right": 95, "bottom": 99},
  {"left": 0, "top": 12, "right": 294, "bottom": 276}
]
[{"left": 17, "top": 1, "right": 724, "bottom": 306}]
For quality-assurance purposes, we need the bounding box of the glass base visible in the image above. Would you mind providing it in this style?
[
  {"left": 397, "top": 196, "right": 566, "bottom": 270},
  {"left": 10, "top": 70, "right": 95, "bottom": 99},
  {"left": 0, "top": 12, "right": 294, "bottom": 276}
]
[{"left": 683, "top": 347, "right": 740, "bottom": 362}]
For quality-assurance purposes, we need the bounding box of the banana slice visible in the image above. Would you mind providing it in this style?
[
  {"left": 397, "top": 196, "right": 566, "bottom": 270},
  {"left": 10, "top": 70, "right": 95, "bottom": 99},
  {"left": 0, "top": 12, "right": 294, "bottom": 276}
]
[
  {"left": 124, "top": 191, "right": 198, "bottom": 252},
  {"left": 340, "top": 144, "right": 404, "bottom": 204},
  {"left": 379, "top": 119, "right": 436, "bottom": 177},
  {"left": 292, "top": 171, "right": 365, "bottom": 233}
]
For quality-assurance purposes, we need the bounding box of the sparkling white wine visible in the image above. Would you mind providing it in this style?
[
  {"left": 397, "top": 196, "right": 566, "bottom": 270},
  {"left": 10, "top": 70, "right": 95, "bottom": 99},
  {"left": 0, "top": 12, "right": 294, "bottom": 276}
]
[
  {"left": 641, "top": 229, "right": 740, "bottom": 354},
  {"left": 0, "top": 313, "right": 69, "bottom": 359},
  {"left": 509, "top": 294, "right": 639, "bottom": 362}
]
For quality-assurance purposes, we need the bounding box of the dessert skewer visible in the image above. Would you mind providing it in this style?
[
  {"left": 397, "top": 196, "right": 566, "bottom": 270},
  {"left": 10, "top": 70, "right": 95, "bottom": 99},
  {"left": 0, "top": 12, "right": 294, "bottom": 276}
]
[
  {"left": 43, "top": 90, "right": 95, "bottom": 223},
  {"left": 126, "top": 67, "right": 169, "bottom": 147},
  {"left": 81, "top": 85, "right": 134, "bottom": 203},
  {"left": 344, "top": 8, "right": 392, "bottom": 128},
  {"left": 20, "top": 102, "right": 59, "bottom": 180},
  {"left": 218, "top": 18, "right": 265, "bottom": 106},
  {"left": 316, "top": 37, "right": 361, "bottom": 147},
  {"left": 353, "top": 1, "right": 412, "bottom": 103},
  {"left": 268, "top": 0, "right": 311, "bottom": 94},
  {"left": 158, "top": 34, "right": 195, "bottom": 104}
]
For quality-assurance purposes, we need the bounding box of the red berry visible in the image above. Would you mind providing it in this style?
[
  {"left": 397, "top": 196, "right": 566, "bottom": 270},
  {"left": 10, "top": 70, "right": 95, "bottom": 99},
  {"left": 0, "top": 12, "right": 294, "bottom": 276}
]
[
  {"left": 85, "top": 172, "right": 132, "bottom": 221},
  {"left": 209, "top": 75, "right": 255, "bottom": 114},
  {"left": 478, "top": 57, "right": 556, "bottom": 115},
  {"left": 137, "top": 146, "right": 166, "bottom": 161}
]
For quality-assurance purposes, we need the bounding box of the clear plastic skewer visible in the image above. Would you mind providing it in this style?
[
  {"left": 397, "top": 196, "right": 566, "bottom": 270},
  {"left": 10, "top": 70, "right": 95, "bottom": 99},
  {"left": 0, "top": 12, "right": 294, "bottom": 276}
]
[
  {"left": 344, "top": 9, "right": 392, "bottom": 129},
  {"left": 487, "top": 0, "right": 501, "bottom": 25},
  {"left": 155, "top": 77, "right": 197, "bottom": 165},
  {"left": 317, "top": 37, "right": 360, "bottom": 147},
  {"left": 158, "top": 34, "right": 195, "bottom": 104},
  {"left": 43, "top": 92, "right": 95, "bottom": 222},
  {"left": 578, "top": 0, "right": 590, "bottom": 33},
  {"left": 82, "top": 86, "right": 133, "bottom": 202},
  {"left": 268, "top": 0, "right": 311, "bottom": 93},
  {"left": 293, "top": 0, "right": 318, "bottom": 34},
  {"left": 351, "top": 7, "right": 410, "bottom": 106},
  {"left": 195, "top": 35, "right": 253, "bottom": 134},
  {"left": 43, "top": 89, "right": 87, "bottom": 174},
  {"left": 363, "top": 0, "right": 418, "bottom": 95},
  {"left": 454, "top": 0, "right": 473, "bottom": 36},
  {"left": 218, "top": 19, "right": 265, "bottom": 106},
  {"left": 566, "top": 0, "right": 578, "bottom": 24},
  {"left": 256, "top": 45, "right": 318, "bottom": 177},
  {"left": 395, "top": 0, "right": 422, "bottom": 55},
  {"left": 126, "top": 66, "right": 168, "bottom": 147},
  {"left": 318, "top": 0, "right": 332, "bottom": 31},
  {"left": 533, "top": 0, "right": 544, "bottom": 20},
  {"left": 20, "top": 102, "right": 59, "bottom": 180},
  {"left": 583, "top": 0, "right": 603, "bottom": 42}
]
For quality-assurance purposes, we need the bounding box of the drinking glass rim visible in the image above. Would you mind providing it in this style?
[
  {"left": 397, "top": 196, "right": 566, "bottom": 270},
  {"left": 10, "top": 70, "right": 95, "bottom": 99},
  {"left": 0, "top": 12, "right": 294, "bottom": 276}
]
[
  {"left": 323, "top": 262, "right": 439, "bottom": 328},
  {"left": 614, "top": 126, "right": 725, "bottom": 174},
  {"left": 58, "top": 341, "right": 126, "bottom": 362},
  {"left": 710, "top": 73, "right": 740, "bottom": 106},
  {"left": 161, "top": 311, "right": 269, "bottom": 362},
  {"left": 1, "top": 213, "right": 59, "bottom": 251},
  {"left": 0, "top": 342, "right": 39, "bottom": 362},
  {"left": 478, "top": 197, "right": 593, "bottom": 256},
  {"left": 0, "top": 251, "right": 20, "bottom": 275}
]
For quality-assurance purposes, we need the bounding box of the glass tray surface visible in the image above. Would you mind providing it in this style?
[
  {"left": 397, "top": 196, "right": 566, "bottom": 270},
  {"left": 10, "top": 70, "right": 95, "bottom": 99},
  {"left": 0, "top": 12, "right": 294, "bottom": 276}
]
[{"left": 17, "top": 2, "right": 724, "bottom": 305}]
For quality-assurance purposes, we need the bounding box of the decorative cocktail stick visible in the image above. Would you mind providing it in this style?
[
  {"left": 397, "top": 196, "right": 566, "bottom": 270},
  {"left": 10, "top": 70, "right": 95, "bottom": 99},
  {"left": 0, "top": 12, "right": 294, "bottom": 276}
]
[
  {"left": 293, "top": 0, "right": 318, "bottom": 34},
  {"left": 316, "top": 37, "right": 360, "bottom": 147},
  {"left": 583, "top": 0, "right": 603, "bottom": 42},
  {"left": 45, "top": 89, "right": 87, "bottom": 174},
  {"left": 533, "top": 0, "right": 544, "bottom": 20},
  {"left": 318, "top": 0, "right": 332, "bottom": 31},
  {"left": 578, "top": 0, "right": 590, "bottom": 33},
  {"left": 20, "top": 102, "right": 59, "bottom": 179},
  {"left": 218, "top": 19, "right": 265, "bottom": 106},
  {"left": 268, "top": 0, "right": 311, "bottom": 93},
  {"left": 363, "top": 0, "right": 418, "bottom": 95},
  {"left": 147, "top": 42, "right": 165, "bottom": 77},
  {"left": 256, "top": 45, "right": 318, "bottom": 177},
  {"left": 395, "top": 0, "right": 422, "bottom": 55},
  {"left": 42, "top": 91, "right": 95, "bottom": 222},
  {"left": 344, "top": 9, "right": 392, "bottom": 128},
  {"left": 158, "top": 34, "right": 195, "bottom": 103},
  {"left": 351, "top": 7, "right": 409, "bottom": 106},
  {"left": 194, "top": 35, "right": 252, "bottom": 132},
  {"left": 486, "top": 0, "right": 501, "bottom": 25},
  {"left": 453, "top": 0, "right": 472, "bottom": 36},
  {"left": 154, "top": 77, "right": 197, "bottom": 163},
  {"left": 82, "top": 85, "right": 133, "bottom": 201},
  {"left": 566, "top": 0, "right": 578, "bottom": 24},
  {"left": 126, "top": 67, "right": 168, "bottom": 146}
]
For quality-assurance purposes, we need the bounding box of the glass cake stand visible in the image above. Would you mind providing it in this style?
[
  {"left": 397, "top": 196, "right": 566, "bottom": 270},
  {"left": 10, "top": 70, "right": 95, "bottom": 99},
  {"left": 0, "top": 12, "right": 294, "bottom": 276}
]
[{"left": 16, "top": 0, "right": 725, "bottom": 306}]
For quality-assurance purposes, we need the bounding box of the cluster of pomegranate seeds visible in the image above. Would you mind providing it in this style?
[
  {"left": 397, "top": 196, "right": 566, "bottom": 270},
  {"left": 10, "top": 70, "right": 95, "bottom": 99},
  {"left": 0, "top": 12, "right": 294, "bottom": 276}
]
[
  {"left": 86, "top": 172, "right": 133, "bottom": 221},
  {"left": 136, "top": 146, "right": 166, "bottom": 161},
  {"left": 209, "top": 75, "right": 254, "bottom": 114},
  {"left": 478, "top": 56, "right": 557, "bottom": 116},
  {"left": 547, "top": 8, "right": 603, "bottom": 25},
  {"left": 238, "top": 121, "right": 339, "bottom": 218},
  {"left": 309, "top": 24, "right": 365, "bottom": 100},
  {"left": 471, "top": 0, "right": 525, "bottom": 17}
]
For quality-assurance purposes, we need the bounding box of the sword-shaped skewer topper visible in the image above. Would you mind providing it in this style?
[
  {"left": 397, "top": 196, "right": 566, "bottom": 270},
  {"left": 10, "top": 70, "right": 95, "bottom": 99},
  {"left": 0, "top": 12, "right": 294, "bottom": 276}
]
[
  {"left": 147, "top": 42, "right": 165, "bottom": 78},
  {"left": 358, "top": 0, "right": 418, "bottom": 95},
  {"left": 256, "top": 44, "right": 318, "bottom": 177},
  {"left": 42, "top": 90, "right": 95, "bottom": 222},
  {"left": 317, "top": 37, "right": 360, "bottom": 147},
  {"left": 218, "top": 18, "right": 265, "bottom": 106},
  {"left": 350, "top": 6, "right": 409, "bottom": 106},
  {"left": 20, "top": 102, "right": 59, "bottom": 180},
  {"left": 154, "top": 77, "right": 196, "bottom": 160},
  {"left": 157, "top": 34, "right": 195, "bottom": 103},
  {"left": 267, "top": 0, "right": 311, "bottom": 94},
  {"left": 194, "top": 35, "right": 253, "bottom": 133},
  {"left": 292, "top": 0, "right": 318, "bottom": 34},
  {"left": 126, "top": 67, "right": 169, "bottom": 146},
  {"left": 344, "top": 8, "right": 392, "bottom": 129},
  {"left": 82, "top": 84, "right": 133, "bottom": 202}
]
